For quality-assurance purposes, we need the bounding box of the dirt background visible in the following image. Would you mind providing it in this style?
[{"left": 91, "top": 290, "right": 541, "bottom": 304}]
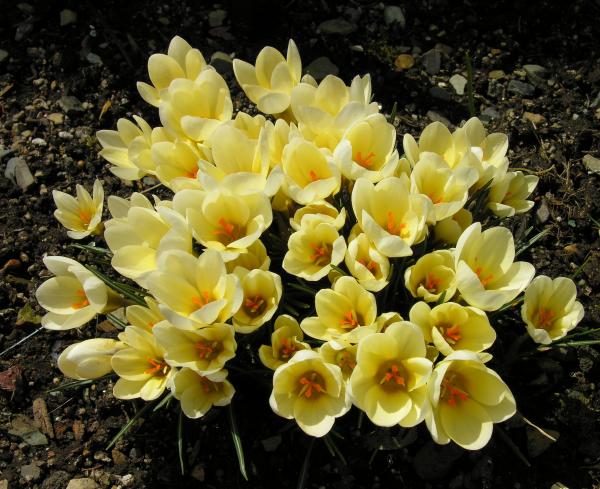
[{"left": 1, "top": 0, "right": 600, "bottom": 488}]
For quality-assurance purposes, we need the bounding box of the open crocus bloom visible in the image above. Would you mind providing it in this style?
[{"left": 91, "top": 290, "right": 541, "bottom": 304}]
[
  {"left": 36, "top": 256, "right": 121, "bottom": 330},
  {"left": 269, "top": 350, "right": 351, "bottom": 437},
  {"left": 112, "top": 326, "right": 176, "bottom": 401},
  {"left": 352, "top": 176, "right": 431, "bottom": 257},
  {"left": 350, "top": 322, "right": 432, "bottom": 427},
  {"left": 233, "top": 40, "right": 302, "bottom": 115},
  {"left": 345, "top": 232, "right": 390, "bottom": 292},
  {"left": 487, "top": 171, "right": 539, "bottom": 218},
  {"left": 259, "top": 315, "right": 310, "bottom": 370},
  {"left": 319, "top": 340, "right": 358, "bottom": 380},
  {"left": 301, "top": 276, "right": 378, "bottom": 345},
  {"left": 173, "top": 368, "right": 235, "bottom": 419},
  {"left": 404, "top": 250, "right": 456, "bottom": 303},
  {"left": 146, "top": 249, "right": 242, "bottom": 328},
  {"left": 151, "top": 140, "right": 204, "bottom": 191},
  {"left": 409, "top": 302, "right": 496, "bottom": 357},
  {"left": 425, "top": 350, "right": 516, "bottom": 450},
  {"left": 232, "top": 269, "right": 282, "bottom": 333},
  {"left": 58, "top": 338, "right": 125, "bottom": 380},
  {"left": 137, "top": 35, "right": 209, "bottom": 107},
  {"left": 521, "top": 275, "right": 584, "bottom": 344},
  {"left": 434, "top": 208, "right": 473, "bottom": 245},
  {"left": 454, "top": 223, "right": 535, "bottom": 311},
  {"left": 153, "top": 322, "right": 236, "bottom": 375},
  {"left": 53, "top": 179, "right": 104, "bottom": 239}
]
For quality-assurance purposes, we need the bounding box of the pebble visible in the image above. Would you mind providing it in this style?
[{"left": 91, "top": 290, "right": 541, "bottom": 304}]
[
  {"left": 426, "top": 110, "right": 450, "bottom": 126},
  {"left": 523, "top": 64, "right": 547, "bottom": 87},
  {"left": 15, "top": 22, "right": 33, "bottom": 41},
  {"left": 8, "top": 415, "right": 47, "bottom": 445},
  {"left": 508, "top": 79, "right": 535, "bottom": 97},
  {"left": 449, "top": 74, "right": 467, "bottom": 95},
  {"left": 305, "top": 56, "right": 339, "bottom": 80},
  {"left": 86, "top": 52, "right": 102, "bottom": 65},
  {"left": 46, "top": 112, "right": 64, "bottom": 124},
  {"left": 58, "top": 95, "right": 83, "bottom": 113},
  {"left": 526, "top": 426, "right": 559, "bottom": 457},
  {"left": 208, "top": 9, "right": 227, "bottom": 27},
  {"left": 421, "top": 48, "right": 441, "bottom": 75},
  {"left": 58, "top": 131, "right": 73, "bottom": 140},
  {"left": 210, "top": 51, "right": 232, "bottom": 75},
  {"left": 429, "top": 86, "right": 452, "bottom": 101},
  {"left": 536, "top": 199, "right": 550, "bottom": 223},
  {"left": 383, "top": 5, "right": 406, "bottom": 29},
  {"left": 111, "top": 449, "right": 128, "bottom": 466},
  {"left": 60, "top": 9, "right": 77, "bottom": 26},
  {"left": 31, "top": 138, "right": 47, "bottom": 146},
  {"left": 5, "top": 157, "right": 35, "bottom": 191},
  {"left": 0, "top": 480, "right": 7, "bottom": 489},
  {"left": 394, "top": 54, "right": 414, "bottom": 70},
  {"left": 317, "top": 18, "right": 357, "bottom": 35},
  {"left": 66, "top": 478, "right": 100, "bottom": 489},
  {"left": 583, "top": 154, "right": 600, "bottom": 174},
  {"left": 20, "top": 463, "right": 41, "bottom": 482},
  {"left": 523, "top": 112, "right": 546, "bottom": 124},
  {"left": 121, "top": 474, "right": 134, "bottom": 487},
  {"left": 0, "top": 50, "right": 7, "bottom": 63},
  {"left": 480, "top": 107, "right": 500, "bottom": 122},
  {"left": 488, "top": 69, "right": 505, "bottom": 80}
]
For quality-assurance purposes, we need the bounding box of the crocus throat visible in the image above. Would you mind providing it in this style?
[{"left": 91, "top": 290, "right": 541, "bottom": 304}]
[
  {"left": 358, "top": 258, "right": 378, "bottom": 273},
  {"left": 71, "top": 289, "right": 90, "bottom": 309},
  {"left": 425, "top": 273, "right": 442, "bottom": 293},
  {"left": 441, "top": 375, "right": 469, "bottom": 407},
  {"left": 192, "top": 291, "right": 212, "bottom": 309},
  {"left": 335, "top": 351, "right": 356, "bottom": 372},
  {"left": 308, "top": 242, "right": 332, "bottom": 266},
  {"left": 244, "top": 295, "right": 266, "bottom": 316},
  {"left": 474, "top": 267, "right": 494, "bottom": 287},
  {"left": 308, "top": 170, "right": 319, "bottom": 182},
  {"left": 195, "top": 340, "right": 219, "bottom": 360},
  {"left": 440, "top": 324, "right": 462, "bottom": 344},
  {"left": 340, "top": 310, "right": 358, "bottom": 329},
  {"left": 355, "top": 151, "right": 376, "bottom": 168},
  {"left": 386, "top": 211, "right": 408, "bottom": 238},
  {"left": 427, "top": 192, "right": 444, "bottom": 204},
  {"left": 185, "top": 167, "right": 199, "bottom": 179},
  {"left": 298, "top": 372, "right": 324, "bottom": 399},
  {"left": 536, "top": 307, "right": 556, "bottom": 330},
  {"left": 212, "top": 217, "right": 241, "bottom": 244},
  {"left": 144, "top": 357, "right": 168, "bottom": 376},
  {"left": 78, "top": 209, "right": 92, "bottom": 225},
  {"left": 279, "top": 338, "right": 299, "bottom": 360},
  {"left": 380, "top": 364, "right": 405, "bottom": 387}
]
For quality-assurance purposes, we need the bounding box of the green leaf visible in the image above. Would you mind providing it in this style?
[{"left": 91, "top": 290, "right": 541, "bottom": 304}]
[
  {"left": 296, "top": 438, "right": 316, "bottom": 489},
  {"left": 228, "top": 403, "right": 249, "bottom": 481},
  {"left": 107, "top": 400, "right": 154, "bottom": 450},
  {"left": 177, "top": 408, "right": 185, "bottom": 475}
]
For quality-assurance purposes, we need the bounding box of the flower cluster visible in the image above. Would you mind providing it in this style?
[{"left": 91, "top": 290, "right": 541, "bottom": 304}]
[{"left": 38, "top": 37, "right": 584, "bottom": 452}]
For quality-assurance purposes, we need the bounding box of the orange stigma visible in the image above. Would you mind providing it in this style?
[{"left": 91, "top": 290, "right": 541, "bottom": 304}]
[
  {"left": 185, "top": 167, "right": 199, "bottom": 179},
  {"left": 194, "top": 341, "right": 217, "bottom": 359},
  {"left": 308, "top": 242, "right": 331, "bottom": 266},
  {"left": 386, "top": 211, "right": 407, "bottom": 237},
  {"left": 192, "top": 291, "right": 212, "bottom": 309},
  {"left": 144, "top": 357, "right": 167, "bottom": 376},
  {"left": 443, "top": 324, "right": 462, "bottom": 343},
  {"left": 78, "top": 209, "right": 92, "bottom": 225},
  {"left": 71, "top": 289, "right": 90, "bottom": 309},
  {"left": 355, "top": 151, "right": 376, "bottom": 168},
  {"left": 308, "top": 170, "right": 319, "bottom": 182},
  {"left": 425, "top": 273, "right": 442, "bottom": 293},
  {"left": 298, "top": 374, "right": 324, "bottom": 398},
  {"left": 340, "top": 310, "right": 358, "bottom": 329},
  {"left": 212, "top": 218, "right": 240, "bottom": 244},
  {"left": 380, "top": 364, "right": 405, "bottom": 386},
  {"left": 536, "top": 308, "right": 556, "bottom": 329},
  {"left": 244, "top": 295, "right": 266, "bottom": 316},
  {"left": 474, "top": 267, "right": 494, "bottom": 287},
  {"left": 279, "top": 338, "right": 298, "bottom": 360},
  {"left": 427, "top": 192, "right": 444, "bottom": 204},
  {"left": 358, "top": 258, "right": 378, "bottom": 273},
  {"left": 442, "top": 376, "right": 469, "bottom": 407}
]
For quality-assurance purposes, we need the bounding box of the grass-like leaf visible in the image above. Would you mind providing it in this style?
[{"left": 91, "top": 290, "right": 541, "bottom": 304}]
[
  {"left": 107, "top": 400, "right": 155, "bottom": 450},
  {"left": 228, "top": 402, "right": 249, "bottom": 481},
  {"left": 85, "top": 265, "right": 146, "bottom": 305},
  {"left": 70, "top": 243, "right": 113, "bottom": 255},
  {"left": 296, "top": 437, "right": 316, "bottom": 489},
  {"left": 153, "top": 391, "right": 174, "bottom": 412},
  {"left": 177, "top": 408, "right": 185, "bottom": 475}
]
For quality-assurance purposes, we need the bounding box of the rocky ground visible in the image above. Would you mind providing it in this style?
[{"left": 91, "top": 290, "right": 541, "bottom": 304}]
[{"left": 1, "top": 0, "right": 600, "bottom": 488}]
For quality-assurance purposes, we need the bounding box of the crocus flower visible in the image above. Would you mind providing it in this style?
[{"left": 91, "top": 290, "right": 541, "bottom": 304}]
[
  {"left": 290, "top": 200, "right": 346, "bottom": 231},
  {"left": 150, "top": 140, "right": 204, "bottom": 191},
  {"left": 125, "top": 297, "right": 165, "bottom": 331},
  {"left": 232, "top": 269, "right": 282, "bottom": 333},
  {"left": 345, "top": 231, "right": 390, "bottom": 292},
  {"left": 225, "top": 239, "right": 271, "bottom": 273},
  {"left": 173, "top": 368, "right": 235, "bottom": 419},
  {"left": 433, "top": 209, "right": 473, "bottom": 245},
  {"left": 319, "top": 340, "right": 358, "bottom": 380},
  {"left": 404, "top": 250, "right": 457, "bottom": 303},
  {"left": 53, "top": 179, "right": 104, "bottom": 239},
  {"left": 58, "top": 338, "right": 124, "bottom": 380},
  {"left": 487, "top": 171, "right": 539, "bottom": 218},
  {"left": 259, "top": 315, "right": 310, "bottom": 370}
]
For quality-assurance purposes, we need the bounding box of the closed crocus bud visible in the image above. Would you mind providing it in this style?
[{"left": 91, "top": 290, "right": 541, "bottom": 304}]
[
  {"left": 521, "top": 275, "right": 584, "bottom": 345},
  {"left": 173, "top": 368, "right": 235, "bottom": 419},
  {"left": 487, "top": 171, "right": 539, "bottom": 218},
  {"left": 283, "top": 219, "right": 346, "bottom": 281},
  {"left": 53, "top": 179, "right": 104, "bottom": 239},
  {"left": 350, "top": 322, "right": 432, "bottom": 427},
  {"left": 319, "top": 340, "right": 358, "bottom": 380},
  {"left": 345, "top": 232, "right": 390, "bottom": 292},
  {"left": 454, "top": 223, "right": 535, "bottom": 311},
  {"left": 58, "top": 338, "right": 125, "bottom": 380},
  {"left": 290, "top": 201, "right": 346, "bottom": 232},
  {"left": 36, "top": 256, "right": 121, "bottom": 330},
  {"left": 434, "top": 208, "right": 473, "bottom": 245},
  {"left": 409, "top": 302, "right": 496, "bottom": 357},
  {"left": 404, "top": 250, "right": 457, "bottom": 303},
  {"left": 137, "top": 36, "right": 209, "bottom": 107},
  {"left": 269, "top": 350, "right": 351, "bottom": 437},
  {"left": 425, "top": 351, "right": 516, "bottom": 450},
  {"left": 301, "top": 276, "right": 378, "bottom": 345},
  {"left": 232, "top": 269, "right": 282, "bottom": 334},
  {"left": 259, "top": 315, "right": 310, "bottom": 370},
  {"left": 234, "top": 40, "right": 302, "bottom": 115},
  {"left": 351, "top": 176, "right": 431, "bottom": 258}
]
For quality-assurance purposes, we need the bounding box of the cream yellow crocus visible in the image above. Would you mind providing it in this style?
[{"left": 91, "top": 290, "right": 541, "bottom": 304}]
[
  {"left": 425, "top": 350, "right": 516, "bottom": 450},
  {"left": 269, "top": 350, "right": 351, "bottom": 437},
  {"left": 351, "top": 176, "right": 431, "bottom": 257},
  {"left": 229, "top": 112, "right": 267, "bottom": 139},
  {"left": 152, "top": 322, "right": 236, "bottom": 375},
  {"left": 232, "top": 269, "right": 282, "bottom": 333},
  {"left": 125, "top": 297, "right": 165, "bottom": 331},
  {"left": 290, "top": 201, "right": 346, "bottom": 231},
  {"left": 173, "top": 368, "right": 235, "bottom": 419},
  {"left": 282, "top": 137, "right": 341, "bottom": 205},
  {"left": 339, "top": 113, "right": 399, "bottom": 182},
  {"left": 233, "top": 40, "right": 302, "bottom": 115},
  {"left": 58, "top": 338, "right": 125, "bottom": 380},
  {"left": 151, "top": 140, "right": 203, "bottom": 191},
  {"left": 374, "top": 311, "right": 404, "bottom": 333},
  {"left": 409, "top": 302, "right": 496, "bottom": 357},
  {"left": 146, "top": 249, "right": 242, "bottom": 329},
  {"left": 259, "top": 315, "right": 311, "bottom": 370},
  {"left": 404, "top": 250, "right": 457, "bottom": 303},
  {"left": 225, "top": 239, "right": 271, "bottom": 273},
  {"left": 283, "top": 220, "right": 346, "bottom": 281},
  {"left": 319, "top": 340, "right": 358, "bottom": 380},
  {"left": 53, "top": 179, "right": 104, "bottom": 239},
  {"left": 265, "top": 118, "right": 293, "bottom": 169},
  {"left": 111, "top": 326, "right": 175, "bottom": 401},
  {"left": 173, "top": 187, "right": 273, "bottom": 261},
  {"left": 487, "top": 171, "right": 539, "bottom": 218},
  {"left": 301, "top": 276, "right": 378, "bottom": 345},
  {"left": 410, "top": 153, "right": 470, "bottom": 222},
  {"left": 350, "top": 322, "right": 433, "bottom": 427},
  {"left": 345, "top": 232, "right": 390, "bottom": 292},
  {"left": 137, "top": 35, "right": 208, "bottom": 107},
  {"left": 454, "top": 223, "right": 535, "bottom": 311},
  {"left": 36, "top": 256, "right": 121, "bottom": 330},
  {"left": 434, "top": 208, "right": 473, "bottom": 245},
  {"left": 159, "top": 69, "right": 232, "bottom": 142},
  {"left": 107, "top": 192, "right": 154, "bottom": 219},
  {"left": 521, "top": 275, "right": 584, "bottom": 345}
]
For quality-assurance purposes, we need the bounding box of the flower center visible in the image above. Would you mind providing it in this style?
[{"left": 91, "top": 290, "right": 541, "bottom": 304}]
[
  {"left": 192, "top": 291, "right": 213, "bottom": 309},
  {"left": 536, "top": 307, "right": 556, "bottom": 330},
  {"left": 474, "top": 267, "right": 494, "bottom": 287},
  {"left": 379, "top": 363, "right": 406, "bottom": 389},
  {"left": 194, "top": 340, "right": 221, "bottom": 360},
  {"left": 335, "top": 351, "right": 356, "bottom": 374},
  {"left": 71, "top": 289, "right": 90, "bottom": 309},
  {"left": 438, "top": 323, "right": 462, "bottom": 344},
  {"left": 78, "top": 209, "right": 92, "bottom": 225},
  {"left": 185, "top": 167, "right": 199, "bottom": 179},
  {"left": 144, "top": 357, "right": 169, "bottom": 376},
  {"left": 279, "top": 338, "right": 299, "bottom": 360},
  {"left": 339, "top": 310, "right": 359, "bottom": 330},
  {"left": 308, "top": 242, "right": 332, "bottom": 266},
  {"left": 358, "top": 258, "right": 378, "bottom": 274},
  {"left": 244, "top": 295, "right": 267, "bottom": 317},
  {"left": 441, "top": 374, "right": 469, "bottom": 407},
  {"left": 212, "top": 218, "right": 242, "bottom": 244},
  {"left": 425, "top": 273, "right": 442, "bottom": 293},
  {"left": 427, "top": 192, "right": 444, "bottom": 204},
  {"left": 308, "top": 170, "right": 320, "bottom": 182},
  {"left": 385, "top": 211, "right": 409, "bottom": 238},
  {"left": 298, "top": 372, "right": 325, "bottom": 399},
  {"left": 355, "top": 151, "right": 376, "bottom": 168}
]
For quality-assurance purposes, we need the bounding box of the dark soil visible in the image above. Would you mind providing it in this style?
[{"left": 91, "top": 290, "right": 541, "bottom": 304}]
[{"left": 1, "top": 0, "right": 600, "bottom": 488}]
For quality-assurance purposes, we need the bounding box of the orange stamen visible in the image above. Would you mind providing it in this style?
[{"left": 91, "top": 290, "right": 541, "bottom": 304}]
[
  {"left": 427, "top": 192, "right": 444, "bottom": 204},
  {"left": 144, "top": 357, "right": 167, "bottom": 376},
  {"left": 308, "top": 243, "right": 331, "bottom": 265},
  {"left": 192, "top": 291, "right": 212, "bottom": 309},
  {"left": 340, "top": 310, "right": 358, "bottom": 329},
  {"left": 308, "top": 170, "right": 319, "bottom": 182},
  {"left": 185, "top": 167, "right": 199, "bottom": 179},
  {"left": 474, "top": 267, "right": 494, "bottom": 287},
  {"left": 380, "top": 364, "right": 405, "bottom": 386},
  {"left": 355, "top": 151, "right": 376, "bottom": 168},
  {"left": 212, "top": 218, "right": 240, "bottom": 244},
  {"left": 71, "top": 289, "right": 90, "bottom": 309},
  {"left": 78, "top": 209, "right": 92, "bottom": 225},
  {"left": 425, "top": 273, "right": 442, "bottom": 293},
  {"left": 279, "top": 338, "right": 298, "bottom": 359},
  {"left": 536, "top": 308, "right": 556, "bottom": 329},
  {"left": 298, "top": 375, "right": 324, "bottom": 398},
  {"left": 244, "top": 295, "right": 265, "bottom": 315},
  {"left": 358, "top": 258, "right": 378, "bottom": 273},
  {"left": 442, "top": 377, "right": 469, "bottom": 407},
  {"left": 444, "top": 324, "right": 462, "bottom": 343},
  {"left": 386, "top": 211, "right": 407, "bottom": 236},
  {"left": 194, "top": 341, "right": 215, "bottom": 359}
]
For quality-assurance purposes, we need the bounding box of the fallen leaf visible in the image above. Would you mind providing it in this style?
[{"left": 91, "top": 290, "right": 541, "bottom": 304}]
[
  {"left": 33, "top": 397, "right": 55, "bottom": 438},
  {"left": 99, "top": 99, "right": 112, "bottom": 120},
  {"left": 16, "top": 303, "right": 42, "bottom": 326},
  {"left": 0, "top": 365, "right": 23, "bottom": 391}
]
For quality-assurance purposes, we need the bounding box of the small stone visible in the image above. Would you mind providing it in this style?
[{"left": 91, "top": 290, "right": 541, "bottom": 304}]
[
  {"left": 94, "top": 451, "right": 111, "bottom": 463},
  {"left": 526, "top": 426, "right": 559, "bottom": 457},
  {"left": 21, "top": 464, "right": 41, "bottom": 481},
  {"left": 0, "top": 480, "right": 8, "bottom": 489},
  {"left": 5, "top": 157, "right": 35, "bottom": 191},
  {"left": 66, "top": 478, "right": 100, "bottom": 489},
  {"left": 58, "top": 95, "right": 83, "bottom": 113},
  {"left": 15, "top": 22, "right": 33, "bottom": 41},
  {"left": 305, "top": 56, "right": 339, "bottom": 80},
  {"left": 383, "top": 6, "right": 406, "bottom": 28},
  {"left": 449, "top": 74, "right": 467, "bottom": 95},
  {"left": 60, "top": 9, "right": 77, "bottom": 26},
  {"left": 429, "top": 86, "right": 452, "bottom": 101},
  {"left": 426, "top": 110, "right": 450, "bottom": 126},
  {"left": 536, "top": 199, "right": 550, "bottom": 224},
  {"left": 488, "top": 69, "right": 505, "bottom": 80},
  {"left": 523, "top": 64, "right": 547, "bottom": 85},
  {"left": 208, "top": 9, "right": 227, "bottom": 27},
  {"left": 508, "top": 79, "right": 535, "bottom": 97},
  {"left": 0, "top": 50, "right": 8, "bottom": 63},
  {"left": 111, "top": 449, "right": 128, "bottom": 466},
  {"left": 58, "top": 131, "right": 73, "bottom": 140},
  {"left": 318, "top": 18, "right": 357, "bottom": 35},
  {"left": 120, "top": 474, "right": 134, "bottom": 487},
  {"left": 86, "top": 52, "right": 102, "bottom": 65},
  {"left": 210, "top": 51, "right": 232, "bottom": 75},
  {"left": 190, "top": 465, "right": 205, "bottom": 481},
  {"left": 46, "top": 113, "right": 64, "bottom": 124},
  {"left": 31, "top": 138, "right": 47, "bottom": 146},
  {"left": 421, "top": 48, "right": 441, "bottom": 75},
  {"left": 394, "top": 54, "right": 414, "bottom": 70},
  {"left": 583, "top": 154, "right": 600, "bottom": 174},
  {"left": 523, "top": 112, "right": 546, "bottom": 124}
]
